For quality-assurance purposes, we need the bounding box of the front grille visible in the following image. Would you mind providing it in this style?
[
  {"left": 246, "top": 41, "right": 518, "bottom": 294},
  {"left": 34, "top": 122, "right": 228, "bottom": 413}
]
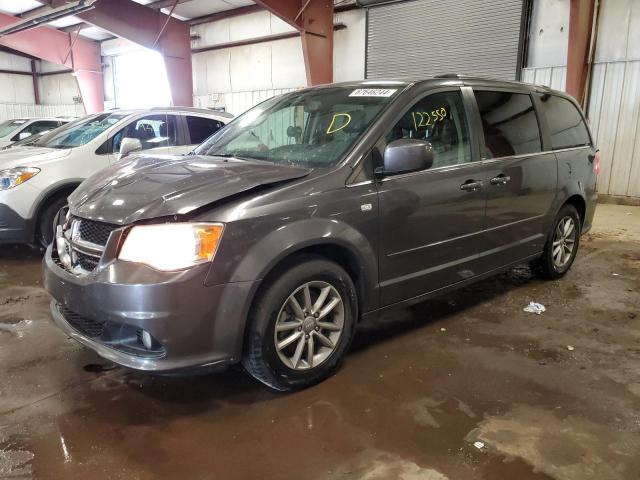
[
  {"left": 58, "top": 305, "right": 105, "bottom": 338},
  {"left": 76, "top": 251, "right": 100, "bottom": 271},
  {"left": 78, "top": 219, "right": 117, "bottom": 247},
  {"left": 54, "top": 215, "right": 120, "bottom": 275}
]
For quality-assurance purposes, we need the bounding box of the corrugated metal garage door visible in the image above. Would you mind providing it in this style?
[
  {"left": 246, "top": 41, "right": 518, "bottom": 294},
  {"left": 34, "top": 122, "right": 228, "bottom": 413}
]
[{"left": 366, "top": 0, "right": 525, "bottom": 80}]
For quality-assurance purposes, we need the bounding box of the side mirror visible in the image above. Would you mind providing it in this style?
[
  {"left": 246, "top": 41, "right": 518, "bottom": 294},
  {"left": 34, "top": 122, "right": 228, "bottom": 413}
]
[
  {"left": 379, "top": 139, "right": 434, "bottom": 177},
  {"left": 18, "top": 132, "right": 32, "bottom": 140},
  {"left": 118, "top": 137, "right": 142, "bottom": 160}
]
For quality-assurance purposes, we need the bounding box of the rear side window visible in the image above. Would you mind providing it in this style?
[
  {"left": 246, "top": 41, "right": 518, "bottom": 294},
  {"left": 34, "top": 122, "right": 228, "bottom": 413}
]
[
  {"left": 11, "top": 120, "right": 61, "bottom": 141},
  {"left": 186, "top": 116, "right": 224, "bottom": 145},
  {"left": 538, "top": 94, "right": 591, "bottom": 149},
  {"left": 474, "top": 91, "right": 542, "bottom": 158}
]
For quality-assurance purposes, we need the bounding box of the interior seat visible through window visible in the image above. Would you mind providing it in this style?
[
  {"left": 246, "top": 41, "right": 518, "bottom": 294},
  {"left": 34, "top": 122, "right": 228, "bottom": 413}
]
[
  {"left": 473, "top": 90, "right": 542, "bottom": 158},
  {"left": 385, "top": 90, "right": 472, "bottom": 169}
]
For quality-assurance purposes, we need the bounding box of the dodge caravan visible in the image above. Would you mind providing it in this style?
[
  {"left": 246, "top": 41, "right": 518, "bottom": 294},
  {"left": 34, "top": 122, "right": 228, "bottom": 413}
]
[{"left": 44, "top": 78, "right": 598, "bottom": 391}]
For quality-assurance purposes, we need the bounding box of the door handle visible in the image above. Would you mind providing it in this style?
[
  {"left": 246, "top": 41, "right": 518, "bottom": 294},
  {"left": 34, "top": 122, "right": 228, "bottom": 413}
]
[
  {"left": 490, "top": 174, "right": 511, "bottom": 186},
  {"left": 460, "top": 180, "right": 483, "bottom": 192}
]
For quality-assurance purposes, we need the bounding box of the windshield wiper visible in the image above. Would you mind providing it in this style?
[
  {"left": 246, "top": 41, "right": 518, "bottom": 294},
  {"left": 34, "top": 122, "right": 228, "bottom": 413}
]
[{"left": 208, "top": 152, "right": 266, "bottom": 162}]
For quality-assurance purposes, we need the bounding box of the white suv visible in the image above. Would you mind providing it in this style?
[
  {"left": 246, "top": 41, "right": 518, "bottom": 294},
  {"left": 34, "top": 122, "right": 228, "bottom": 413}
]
[
  {"left": 0, "top": 117, "right": 75, "bottom": 148},
  {"left": 0, "top": 107, "right": 232, "bottom": 247}
]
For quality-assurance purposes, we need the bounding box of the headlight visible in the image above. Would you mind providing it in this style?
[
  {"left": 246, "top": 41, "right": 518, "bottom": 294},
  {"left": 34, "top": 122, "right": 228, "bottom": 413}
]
[
  {"left": 118, "top": 223, "right": 224, "bottom": 271},
  {"left": 0, "top": 167, "right": 40, "bottom": 190}
]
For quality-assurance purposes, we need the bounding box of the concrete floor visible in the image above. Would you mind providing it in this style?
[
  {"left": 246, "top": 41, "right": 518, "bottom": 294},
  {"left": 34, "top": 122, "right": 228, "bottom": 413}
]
[{"left": 1, "top": 204, "right": 639, "bottom": 480}]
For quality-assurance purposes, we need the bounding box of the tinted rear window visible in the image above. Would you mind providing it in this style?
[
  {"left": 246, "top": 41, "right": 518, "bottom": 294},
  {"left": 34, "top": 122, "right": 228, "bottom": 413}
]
[
  {"left": 186, "top": 116, "right": 224, "bottom": 144},
  {"left": 474, "top": 91, "right": 542, "bottom": 158},
  {"left": 539, "top": 94, "right": 591, "bottom": 149}
]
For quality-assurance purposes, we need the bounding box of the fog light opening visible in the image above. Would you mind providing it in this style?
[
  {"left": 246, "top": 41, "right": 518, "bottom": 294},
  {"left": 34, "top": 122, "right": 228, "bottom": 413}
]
[{"left": 141, "top": 330, "right": 153, "bottom": 350}]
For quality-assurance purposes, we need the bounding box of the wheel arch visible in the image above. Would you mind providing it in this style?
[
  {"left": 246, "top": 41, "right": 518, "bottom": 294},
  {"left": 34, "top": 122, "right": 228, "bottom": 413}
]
[
  {"left": 551, "top": 180, "right": 588, "bottom": 230},
  {"left": 253, "top": 242, "right": 368, "bottom": 319},
  {"left": 563, "top": 194, "right": 586, "bottom": 226},
  {"left": 208, "top": 218, "right": 379, "bottom": 359},
  {"left": 32, "top": 180, "right": 82, "bottom": 232}
]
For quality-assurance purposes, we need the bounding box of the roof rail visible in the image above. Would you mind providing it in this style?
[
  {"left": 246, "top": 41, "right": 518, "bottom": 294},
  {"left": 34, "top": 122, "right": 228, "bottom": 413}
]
[{"left": 434, "top": 73, "right": 463, "bottom": 79}]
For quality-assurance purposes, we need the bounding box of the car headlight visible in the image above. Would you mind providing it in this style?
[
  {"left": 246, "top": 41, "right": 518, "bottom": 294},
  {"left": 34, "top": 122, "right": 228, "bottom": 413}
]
[
  {"left": 118, "top": 223, "right": 224, "bottom": 271},
  {"left": 0, "top": 167, "right": 40, "bottom": 190}
]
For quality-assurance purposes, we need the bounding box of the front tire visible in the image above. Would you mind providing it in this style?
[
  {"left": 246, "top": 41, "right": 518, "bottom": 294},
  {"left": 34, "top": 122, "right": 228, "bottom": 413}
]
[
  {"left": 36, "top": 196, "right": 68, "bottom": 248},
  {"left": 533, "top": 204, "right": 581, "bottom": 279},
  {"left": 242, "top": 256, "right": 357, "bottom": 391}
]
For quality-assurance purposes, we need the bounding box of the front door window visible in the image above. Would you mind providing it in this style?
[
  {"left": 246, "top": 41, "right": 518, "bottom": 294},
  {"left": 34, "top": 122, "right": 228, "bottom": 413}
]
[
  {"left": 385, "top": 90, "right": 472, "bottom": 169},
  {"left": 111, "top": 114, "right": 177, "bottom": 153}
]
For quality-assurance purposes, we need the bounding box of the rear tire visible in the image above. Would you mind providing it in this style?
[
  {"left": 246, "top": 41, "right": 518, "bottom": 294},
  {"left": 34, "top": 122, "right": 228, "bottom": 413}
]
[
  {"left": 532, "top": 204, "right": 581, "bottom": 279},
  {"left": 37, "top": 196, "right": 68, "bottom": 248},
  {"left": 242, "top": 256, "right": 358, "bottom": 391}
]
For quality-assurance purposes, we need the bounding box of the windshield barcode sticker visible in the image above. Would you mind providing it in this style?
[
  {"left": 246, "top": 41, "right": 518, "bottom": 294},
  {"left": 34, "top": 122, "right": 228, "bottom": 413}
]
[{"left": 349, "top": 88, "right": 398, "bottom": 97}]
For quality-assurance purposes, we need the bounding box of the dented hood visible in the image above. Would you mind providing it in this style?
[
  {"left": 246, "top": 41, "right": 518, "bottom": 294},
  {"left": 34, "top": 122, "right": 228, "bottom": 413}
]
[{"left": 68, "top": 154, "right": 310, "bottom": 225}]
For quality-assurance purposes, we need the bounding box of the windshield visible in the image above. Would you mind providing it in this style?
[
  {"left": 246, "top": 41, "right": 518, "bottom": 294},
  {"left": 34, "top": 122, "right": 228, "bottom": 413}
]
[
  {"left": 0, "top": 119, "right": 28, "bottom": 138},
  {"left": 39, "top": 113, "right": 127, "bottom": 149},
  {"left": 194, "top": 86, "right": 400, "bottom": 168}
]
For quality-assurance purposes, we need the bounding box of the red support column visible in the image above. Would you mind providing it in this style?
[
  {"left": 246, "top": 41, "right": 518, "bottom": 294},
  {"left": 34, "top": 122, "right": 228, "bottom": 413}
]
[
  {"left": 77, "top": 0, "right": 193, "bottom": 106},
  {"left": 254, "top": 0, "right": 333, "bottom": 86},
  {"left": 0, "top": 11, "right": 104, "bottom": 113},
  {"left": 566, "top": 0, "right": 597, "bottom": 104},
  {"left": 30, "top": 59, "right": 40, "bottom": 104}
]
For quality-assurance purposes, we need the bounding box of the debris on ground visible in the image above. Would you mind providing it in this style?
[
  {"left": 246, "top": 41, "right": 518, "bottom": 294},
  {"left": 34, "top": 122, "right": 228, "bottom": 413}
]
[
  {"left": 567, "top": 345, "right": 575, "bottom": 351},
  {"left": 473, "top": 441, "right": 485, "bottom": 450},
  {"left": 523, "top": 302, "right": 546, "bottom": 314}
]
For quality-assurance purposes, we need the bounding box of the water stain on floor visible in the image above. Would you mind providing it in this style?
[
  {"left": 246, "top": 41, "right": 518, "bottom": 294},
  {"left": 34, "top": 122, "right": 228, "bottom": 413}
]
[{"left": 0, "top": 205, "right": 638, "bottom": 479}]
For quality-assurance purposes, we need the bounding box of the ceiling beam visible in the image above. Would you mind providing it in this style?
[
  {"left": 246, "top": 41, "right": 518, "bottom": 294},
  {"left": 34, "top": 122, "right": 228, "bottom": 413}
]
[
  {"left": 76, "top": 0, "right": 193, "bottom": 106},
  {"left": 189, "top": 4, "right": 264, "bottom": 26},
  {"left": 40, "top": 0, "right": 70, "bottom": 8},
  {"left": 59, "top": 21, "right": 89, "bottom": 32},
  {"left": 146, "top": 0, "right": 192, "bottom": 10},
  {"left": 0, "top": 10, "right": 104, "bottom": 113},
  {"left": 0, "top": 45, "right": 40, "bottom": 60},
  {"left": 18, "top": 5, "right": 51, "bottom": 19},
  {"left": 253, "top": 0, "right": 333, "bottom": 86}
]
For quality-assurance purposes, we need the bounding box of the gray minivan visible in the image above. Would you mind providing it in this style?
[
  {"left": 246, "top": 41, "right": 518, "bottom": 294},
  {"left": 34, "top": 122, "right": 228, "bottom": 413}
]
[{"left": 44, "top": 77, "right": 599, "bottom": 391}]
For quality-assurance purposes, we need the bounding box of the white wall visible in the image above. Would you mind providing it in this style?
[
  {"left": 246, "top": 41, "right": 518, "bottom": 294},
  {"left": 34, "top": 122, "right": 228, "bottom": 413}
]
[
  {"left": 523, "top": 0, "right": 640, "bottom": 200},
  {"left": 0, "top": 51, "right": 34, "bottom": 104},
  {"left": 191, "top": 11, "right": 305, "bottom": 114},
  {"left": 38, "top": 73, "right": 80, "bottom": 105},
  {"left": 527, "top": 0, "right": 569, "bottom": 68},
  {"left": 0, "top": 52, "right": 84, "bottom": 121},
  {"left": 587, "top": 0, "right": 640, "bottom": 199},
  {"left": 190, "top": 8, "right": 367, "bottom": 115},
  {"left": 334, "top": 9, "right": 366, "bottom": 82}
]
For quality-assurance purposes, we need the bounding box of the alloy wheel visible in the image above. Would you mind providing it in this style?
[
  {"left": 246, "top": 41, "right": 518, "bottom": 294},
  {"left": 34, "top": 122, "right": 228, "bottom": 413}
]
[
  {"left": 274, "top": 281, "right": 345, "bottom": 370},
  {"left": 552, "top": 216, "right": 577, "bottom": 269}
]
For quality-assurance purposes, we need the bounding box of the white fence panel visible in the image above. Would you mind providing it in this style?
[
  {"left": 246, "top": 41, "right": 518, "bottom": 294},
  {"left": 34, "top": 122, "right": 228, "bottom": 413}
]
[
  {"left": 524, "top": 61, "right": 640, "bottom": 199},
  {"left": 194, "top": 88, "right": 298, "bottom": 116},
  {"left": 0, "top": 103, "right": 85, "bottom": 122}
]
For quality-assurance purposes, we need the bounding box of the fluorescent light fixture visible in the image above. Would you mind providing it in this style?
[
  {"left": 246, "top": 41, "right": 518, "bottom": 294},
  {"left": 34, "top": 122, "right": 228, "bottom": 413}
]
[{"left": 0, "top": 1, "right": 96, "bottom": 38}]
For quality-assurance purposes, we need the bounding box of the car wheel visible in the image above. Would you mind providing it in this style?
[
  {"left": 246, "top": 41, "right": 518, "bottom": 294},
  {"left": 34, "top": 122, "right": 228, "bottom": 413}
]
[
  {"left": 533, "top": 204, "right": 581, "bottom": 279},
  {"left": 37, "top": 196, "right": 68, "bottom": 249},
  {"left": 242, "top": 256, "right": 358, "bottom": 391}
]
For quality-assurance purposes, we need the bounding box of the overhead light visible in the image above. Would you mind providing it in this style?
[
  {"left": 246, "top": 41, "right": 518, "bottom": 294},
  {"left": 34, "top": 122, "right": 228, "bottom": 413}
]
[{"left": 0, "top": 0, "right": 97, "bottom": 38}]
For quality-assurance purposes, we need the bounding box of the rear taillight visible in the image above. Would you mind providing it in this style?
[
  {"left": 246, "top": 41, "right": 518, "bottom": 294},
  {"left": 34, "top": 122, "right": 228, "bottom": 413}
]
[{"left": 594, "top": 151, "right": 601, "bottom": 175}]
